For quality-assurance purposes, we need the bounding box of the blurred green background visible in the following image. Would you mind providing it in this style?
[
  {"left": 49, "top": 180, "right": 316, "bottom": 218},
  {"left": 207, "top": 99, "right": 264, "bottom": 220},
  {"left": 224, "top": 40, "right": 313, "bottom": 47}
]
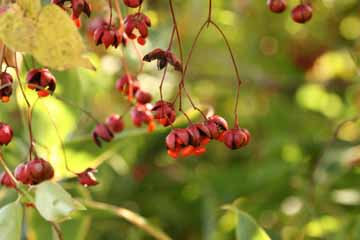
[{"left": 2, "top": 0, "right": 360, "bottom": 239}]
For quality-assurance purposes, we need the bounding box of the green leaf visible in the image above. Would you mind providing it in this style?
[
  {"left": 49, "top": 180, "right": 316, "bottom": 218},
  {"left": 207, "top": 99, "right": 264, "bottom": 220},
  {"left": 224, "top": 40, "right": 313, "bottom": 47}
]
[
  {"left": 223, "top": 206, "right": 271, "bottom": 240},
  {"left": 35, "top": 181, "right": 86, "bottom": 223},
  {"left": 0, "top": 201, "right": 23, "bottom": 240},
  {"left": 235, "top": 210, "right": 271, "bottom": 240}
]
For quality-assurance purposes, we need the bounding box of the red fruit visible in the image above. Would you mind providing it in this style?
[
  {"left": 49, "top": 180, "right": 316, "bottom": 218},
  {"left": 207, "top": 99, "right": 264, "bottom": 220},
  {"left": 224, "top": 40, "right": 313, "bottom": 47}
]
[
  {"left": 166, "top": 128, "right": 190, "bottom": 151},
  {"left": 14, "top": 163, "right": 32, "bottom": 185},
  {"left": 291, "top": 4, "right": 312, "bottom": 23},
  {"left": 151, "top": 101, "right": 176, "bottom": 127},
  {"left": 116, "top": 74, "right": 140, "bottom": 99},
  {"left": 72, "top": 15, "right": 81, "bottom": 28},
  {"left": 106, "top": 114, "right": 124, "bottom": 133},
  {"left": 137, "top": 37, "right": 146, "bottom": 46},
  {"left": 52, "top": 0, "right": 91, "bottom": 19},
  {"left": 92, "top": 124, "right": 114, "bottom": 147},
  {"left": 131, "top": 104, "right": 155, "bottom": 132},
  {"left": 77, "top": 168, "right": 98, "bottom": 187},
  {"left": 186, "top": 125, "right": 202, "bottom": 147},
  {"left": 88, "top": 17, "right": 106, "bottom": 37},
  {"left": 205, "top": 115, "right": 229, "bottom": 140},
  {"left": 193, "top": 146, "right": 207, "bottom": 156},
  {"left": 0, "top": 72, "right": 13, "bottom": 103},
  {"left": 0, "top": 123, "right": 13, "bottom": 146},
  {"left": 223, "top": 128, "right": 251, "bottom": 150},
  {"left": 143, "top": 48, "right": 183, "bottom": 72},
  {"left": 0, "top": 172, "right": 16, "bottom": 188},
  {"left": 267, "top": 0, "right": 287, "bottom": 13},
  {"left": 27, "top": 158, "right": 54, "bottom": 185},
  {"left": 135, "top": 90, "right": 152, "bottom": 104},
  {"left": 26, "top": 68, "right": 56, "bottom": 97},
  {"left": 189, "top": 123, "right": 211, "bottom": 146},
  {"left": 124, "top": 13, "right": 151, "bottom": 45},
  {"left": 123, "top": 0, "right": 143, "bottom": 8},
  {"left": 71, "top": 0, "right": 91, "bottom": 18},
  {"left": 93, "top": 22, "right": 122, "bottom": 49}
]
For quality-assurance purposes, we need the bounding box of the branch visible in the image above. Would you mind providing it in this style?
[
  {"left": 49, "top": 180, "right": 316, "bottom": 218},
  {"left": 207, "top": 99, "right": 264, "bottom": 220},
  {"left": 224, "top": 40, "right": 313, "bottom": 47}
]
[{"left": 81, "top": 199, "right": 172, "bottom": 240}]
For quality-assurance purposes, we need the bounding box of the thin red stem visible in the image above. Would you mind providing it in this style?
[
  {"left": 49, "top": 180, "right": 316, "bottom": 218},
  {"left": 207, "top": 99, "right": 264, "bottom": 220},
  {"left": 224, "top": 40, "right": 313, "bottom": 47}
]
[
  {"left": 209, "top": 20, "right": 242, "bottom": 127},
  {"left": 131, "top": 40, "right": 145, "bottom": 75},
  {"left": 14, "top": 53, "right": 36, "bottom": 159},
  {"left": 108, "top": 0, "right": 113, "bottom": 25},
  {"left": 169, "top": 0, "right": 208, "bottom": 120}
]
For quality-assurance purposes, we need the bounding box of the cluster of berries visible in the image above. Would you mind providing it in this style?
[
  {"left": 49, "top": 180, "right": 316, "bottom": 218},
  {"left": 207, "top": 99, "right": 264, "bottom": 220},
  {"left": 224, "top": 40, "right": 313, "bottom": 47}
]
[
  {"left": 267, "top": 0, "right": 313, "bottom": 24},
  {"left": 0, "top": 122, "right": 100, "bottom": 188},
  {"left": 85, "top": 0, "right": 151, "bottom": 48},
  {"left": 0, "top": 66, "right": 100, "bottom": 188},
  {"left": 108, "top": 48, "right": 184, "bottom": 143},
  {"left": 0, "top": 123, "right": 54, "bottom": 188},
  {"left": 93, "top": 114, "right": 124, "bottom": 147},
  {"left": 166, "top": 116, "right": 250, "bottom": 159}
]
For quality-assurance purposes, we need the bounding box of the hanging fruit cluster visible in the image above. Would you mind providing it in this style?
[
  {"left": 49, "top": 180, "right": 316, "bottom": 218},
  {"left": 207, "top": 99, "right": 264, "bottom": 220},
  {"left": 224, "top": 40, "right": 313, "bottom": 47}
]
[
  {"left": 267, "top": 0, "right": 313, "bottom": 24},
  {"left": 0, "top": 0, "right": 253, "bottom": 195}
]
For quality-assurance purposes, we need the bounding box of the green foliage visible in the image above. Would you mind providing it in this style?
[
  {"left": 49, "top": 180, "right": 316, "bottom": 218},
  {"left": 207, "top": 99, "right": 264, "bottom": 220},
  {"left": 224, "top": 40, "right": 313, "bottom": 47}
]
[
  {"left": 0, "top": 201, "right": 23, "bottom": 240},
  {"left": 233, "top": 208, "right": 271, "bottom": 240},
  {"left": 34, "top": 181, "right": 85, "bottom": 222},
  {"left": 1, "top": 0, "right": 360, "bottom": 239}
]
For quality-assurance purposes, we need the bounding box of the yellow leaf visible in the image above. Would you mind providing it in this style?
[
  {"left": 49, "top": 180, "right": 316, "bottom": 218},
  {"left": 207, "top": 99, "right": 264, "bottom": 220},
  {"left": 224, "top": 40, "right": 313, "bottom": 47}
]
[
  {"left": 32, "top": 5, "right": 93, "bottom": 70},
  {"left": 17, "top": 0, "right": 41, "bottom": 17},
  {"left": 0, "top": 4, "right": 35, "bottom": 52},
  {"left": 0, "top": 4, "right": 93, "bottom": 70}
]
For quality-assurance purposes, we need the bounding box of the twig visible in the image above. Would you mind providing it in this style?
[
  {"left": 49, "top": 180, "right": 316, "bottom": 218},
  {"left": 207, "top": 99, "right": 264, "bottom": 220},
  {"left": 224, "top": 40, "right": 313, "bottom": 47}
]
[{"left": 81, "top": 199, "right": 172, "bottom": 240}]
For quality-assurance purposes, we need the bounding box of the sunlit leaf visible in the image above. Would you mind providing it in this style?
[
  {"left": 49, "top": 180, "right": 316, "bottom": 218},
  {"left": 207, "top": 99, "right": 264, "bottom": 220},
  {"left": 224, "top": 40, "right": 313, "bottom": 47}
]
[
  {"left": 0, "top": 3, "right": 93, "bottom": 70},
  {"left": 17, "top": 0, "right": 41, "bottom": 17},
  {"left": 35, "top": 181, "right": 86, "bottom": 222},
  {"left": 0, "top": 201, "right": 23, "bottom": 240},
  {"left": 224, "top": 206, "right": 271, "bottom": 240},
  {"left": 236, "top": 211, "right": 271, "bottom": 240},
  {"left": 0, "top": 4, "right": 36, "bottom": 52}
]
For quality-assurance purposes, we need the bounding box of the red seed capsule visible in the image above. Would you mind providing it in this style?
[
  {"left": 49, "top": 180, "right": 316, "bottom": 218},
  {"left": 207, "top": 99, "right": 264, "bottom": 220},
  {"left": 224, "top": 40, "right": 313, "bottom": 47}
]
[
  {"left": 267, "top": 0, "right": 287, "bottom": 13},
  {"left": 0, "top": 72, "right": 13, "bottom": 103},
  {"left": 223, "top": 128, "right": 251, "bottom": 150},
  {"left": 291, "top": 4, "right": 312, "bottom": 24},
  {"left": 93, "top": 22, "right": 123, "bottom": 49},
  {"left": 14, "top": 163, "right": 32, "bottom": 185},
  {"left": 124, "top": 12, "right": 151, "bottom": 45},
  {"left": 151, "top": 101, "right": 176, "bottom": 127},
  {"left": 143, "top": 48, "right": 183, "bottom": 72},
  {"left": 26, "top": 68, "right": 56, "bottom": 97},
  {"left": 92, "top": 124, "right": 114, "bottom": 147},
  {"left": 135, "top": 90, "right": 152, "bottom": 104},
  {"left": 131, "top": 104, "right": 155, "bottom": 132},
  {"left": 106, "top": 114, "right": 124, "bottom": 133},
  {"left": 0, "top": 172, "right": 16, "bottom": 188},
  {"left": 0, "top": 122, "right": 13, "bottom": 146},
  {"left": 77, "top": 168, "right": 98, "bottom": 187},
  {"left": 116, "top": 74, "right": 140, "bottom": 100},
  {"left": 27, "top": 158, "right": 54, "bottom": 185},
  {"left": 123, "top": 0, "right": 143, "bottom": 8}
]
